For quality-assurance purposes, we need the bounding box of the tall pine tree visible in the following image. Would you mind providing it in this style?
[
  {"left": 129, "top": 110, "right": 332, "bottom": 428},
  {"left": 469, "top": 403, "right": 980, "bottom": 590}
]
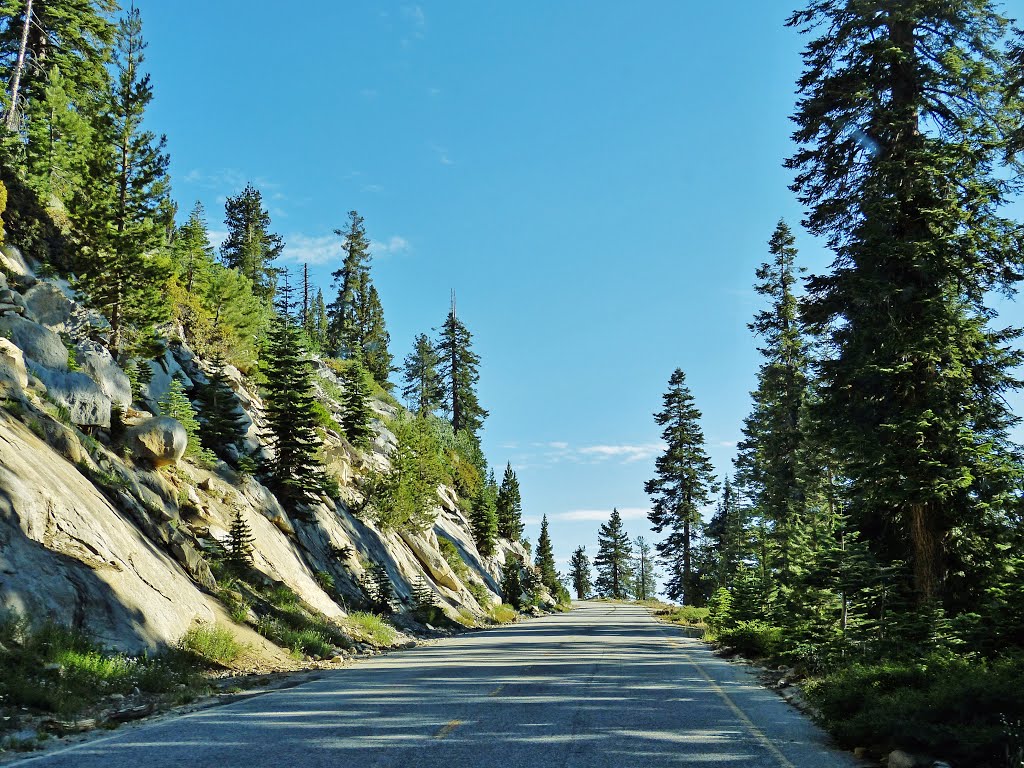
[
  {"left": 496, "top": 462, "right": 524, "bottom": 540},
  {"left": 788, "top": 1, "right": 1023, "bottom": 610},
  {"left": 220, "top": 182, "right": 283, "bottom": 302},
  {"left": 327, "top": 210, "right": 371, "bottom": 358},
  {"left": 569, "top": 545, "right": 591, "bottom": 600},
  {"left": 436, "top": 301, "right": 488, "bottom": 439},
  {"left": 645, "top": 369, "right": 716, "bottom": 605},
  {"left": 534, "top": 514, "right": 558, "bottom": 593},
  {"left": 594, "top": 508, "right": 632, "bottom": 599},
  {"left": 401, "top": 333, "right": 443, "bottom": 417}
]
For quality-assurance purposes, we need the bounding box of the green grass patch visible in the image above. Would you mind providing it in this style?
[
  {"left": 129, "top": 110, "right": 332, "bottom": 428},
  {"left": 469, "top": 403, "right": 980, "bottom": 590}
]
[
  {"left": 178, "top": 624, "right": 245, "bottom": 665},
  {"left": 487, "top": 604, "right": 518, "bottom": 624},
  {"left": 438, "top": 538, "right": 471, "bottom": 581},
  {"left": 345, "top": 612, "right": 397, "bottom": 646},
  {"left": 655, "top": 604, "right": 709, "bottom": 628}
]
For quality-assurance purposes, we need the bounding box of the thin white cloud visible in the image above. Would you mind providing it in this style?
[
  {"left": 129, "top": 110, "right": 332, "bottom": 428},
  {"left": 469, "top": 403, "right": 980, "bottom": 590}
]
[
  {"left": 182, "top": 168, "right": 279, "bottom": 195},
  {"left": 207, "top": 229, "right": 228, "bottom": 251},
  {"left": 554, "top": 507, "right": 650, "bottom": 522},
  {"left": 282, "top": 234, "right": 337, "bottom": 265},
  {"left": 579, "top": 443, "right": 664, "bottom": 463},
  {"left": 371, "top": 235, "right": 410, "bottom": 257}
]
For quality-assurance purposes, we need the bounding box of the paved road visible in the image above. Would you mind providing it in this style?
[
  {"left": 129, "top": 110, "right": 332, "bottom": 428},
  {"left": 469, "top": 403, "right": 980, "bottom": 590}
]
[{"left": 20, "top": 602, "right": 859, "bottom": 768}]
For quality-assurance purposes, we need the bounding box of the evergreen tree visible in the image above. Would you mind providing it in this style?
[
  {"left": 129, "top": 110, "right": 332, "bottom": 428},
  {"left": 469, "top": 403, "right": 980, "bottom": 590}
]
[
  {"left": 174, "top": 201, "right": 214, "bottom": 294},
  {"left": 436, "top": 303, "right": 488, "bottom": 438},
  {"left": 195, "top": 351, "right": 248, "bottom": 462},
  {"left": 496, "top": 462, "right": 524, "bottom": 540},
  {"left": 225, "top": 507, "right": 255, "bottom": 571},
  {"left": 569, "top": 545, "right": 592, "bottom": 600},
  {"left": 631, "top": 536, "right": 659, "bottom": 601},
  {"left": 733, "top": 220, "right": 812, "bottom": 609},
  {"left": 338, "top": 360, "right": 374, "bottom": 447},
  {"left": 534, "top": 514, "right": 558, "bottom": 593},
  {"left": 311, "top": 289, "right": 328, "bottom": 351},
  {"left": 262, "top": 281, "right": 323, "bottom": 515},
  {"left": 401, "top": 333, "right": 443, "bottom": 417},
  {"left": 327, "top": 210, "right": 371, "bottom": 357},
  {"left": 158, "top": 376, "right": 208, "bottom": 461},
  {"left": 1, "top": 0, "right": 115, "bottom": 193},
  {"left": 594, "top": 508, "right": 633, "bottom": 599},
  {"left": 788, "top": 1, "right": 1023, "bottom": 609},
  {"left": 501, "top": 555, "right": 524, "bottom": 609},
  {"left": 71, "top": 6, "right": 171, "bottom": 357},
  {"left": 220, "top": 182, "right": 283, "bottom": 301},
  {"left": 470, "top": 473, "right": 499, "bottom": 557},
  {"left": 357, "top": 277, "right": 393, "bottom": 389},
  {"left": 644, "top": 369, "right": 716, "bottom": 605},
  {"left": 361, "top": 416, "right": 442, "bottom": 533},
  {"left": 702, "top": 476, "right": 748, "bottom": 594}
]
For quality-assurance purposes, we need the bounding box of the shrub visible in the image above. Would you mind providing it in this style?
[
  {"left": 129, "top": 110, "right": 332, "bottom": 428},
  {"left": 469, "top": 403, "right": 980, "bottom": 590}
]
[
  {"left": 438, "top": 538, "right": 470, "bottom": 580},
  {"left": 805, "top": 653, "right": 1024, "bottom": 767},
  {"left": 466, "top": 579, "right": 490, "bottom": 607},
  {"left": 487, "top": 604, "right": 518, "bottom": 624},
  {"left": 314, "top": 570, "right": 335, "bottom": 592},
  {"left": 179, "top": 624, "right": 245, "bottom": 665},
  {"left": 715, "top": 620, "right": 784, "bottom": 660},
  {"left": 346, "top": 612, "right": 397, "bottom": 646}
]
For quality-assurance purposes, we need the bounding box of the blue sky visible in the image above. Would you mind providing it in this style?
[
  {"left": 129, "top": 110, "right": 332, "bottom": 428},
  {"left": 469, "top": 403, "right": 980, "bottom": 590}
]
[{"left": 137, "top": 1, "right": 1024, "bottom": 581}]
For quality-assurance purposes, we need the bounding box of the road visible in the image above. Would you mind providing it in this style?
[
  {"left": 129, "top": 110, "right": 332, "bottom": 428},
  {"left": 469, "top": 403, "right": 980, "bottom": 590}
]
[{"left": 19, "top": 602, "right": 859, "bottom": 768}]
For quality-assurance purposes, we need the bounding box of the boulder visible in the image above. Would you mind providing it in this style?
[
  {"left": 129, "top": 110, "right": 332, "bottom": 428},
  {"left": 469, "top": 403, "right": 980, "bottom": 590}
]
[
  {"left": 28, "top": 363, "right": 112, "bottom": 428},
  {"left": 400, "top": 529, "right": 461, "bottom": 592},
  {"left": 0, "top": 337, "right": 28, "bottom": 396},
  {"left": 76, "top": 340, "right": 132, "bottom": 408},
  {"left": 0, "top": 314, "right": 68, "bottom": 370},
  {"left": 887, "top": 751, "right": 923, "bottom": 768},
  {"left": 22, "top": 282, "right": 74, "bottom": 331},
  {"left": 123, "top": 416, "right": 187, "bottom": 468}
]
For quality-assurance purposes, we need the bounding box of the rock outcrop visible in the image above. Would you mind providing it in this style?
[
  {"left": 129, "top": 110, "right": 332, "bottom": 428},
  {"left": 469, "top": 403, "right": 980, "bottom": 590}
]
[{"left": 124, "top": 416, "right": 188, "bottom": 468}]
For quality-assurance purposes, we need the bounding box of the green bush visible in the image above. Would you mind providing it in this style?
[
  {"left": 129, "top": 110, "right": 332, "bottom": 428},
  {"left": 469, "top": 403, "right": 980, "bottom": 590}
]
[
  {"left": 806, "top": 653, "right": 1024, "bottom": 767},
  {"left": 715, "top": 620, "right": 784, "bottom": 659},
  {"left": 488, "top": 603, "right": 518, "bottom": 624},
  {"left": 179, "top": 624, "right": 245, "bottom": 665},
  {"left": 346, "top": 612, "right": 397, "bottom": 646},
  {"left": 438, "top": 538, "right": 470, "bottom": 580}
]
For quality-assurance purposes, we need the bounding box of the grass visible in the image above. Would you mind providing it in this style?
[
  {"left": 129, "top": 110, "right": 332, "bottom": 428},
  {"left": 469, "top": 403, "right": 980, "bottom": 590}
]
[
  {"left": 0, "top": 611, "right": 206, "bottom": 721},
  {"left": 345, "top": 612, "right": 397, "bottom": 646},
  {"left": 487, "top": 604, "right": 518, "bottom": 624},
  {"left": 178, "top": 624, "right": 245, "bottom": 665},
  {"left": 438, "top": 538, "right": 471, "bottom": 581},
  {"left": 654, "top": 604, "right": 709, "bottom": 629}
]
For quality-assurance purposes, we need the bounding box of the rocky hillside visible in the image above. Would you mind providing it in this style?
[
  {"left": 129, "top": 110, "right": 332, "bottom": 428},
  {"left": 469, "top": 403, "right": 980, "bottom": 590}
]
[{"left": 0, "top": 243, "right": 535, "bottom": 657}]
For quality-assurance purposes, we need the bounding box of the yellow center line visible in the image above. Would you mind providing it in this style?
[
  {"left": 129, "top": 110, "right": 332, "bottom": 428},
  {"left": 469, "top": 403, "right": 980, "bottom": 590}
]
[
  {"left": 488, "top": 684, "right": 506, "bottom": 697},
  {"left": 662, "top": 631, "right": 797, "bottom": 768},
  {"left": 433, "top": 719, "right": 462, "bottom": 739}
]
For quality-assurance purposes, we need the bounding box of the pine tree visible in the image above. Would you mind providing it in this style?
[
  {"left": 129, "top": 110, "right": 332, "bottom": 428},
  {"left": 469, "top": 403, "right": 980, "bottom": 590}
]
[
  {"left": 401, "top": 333, "right": 443, "bottom": 417},
  {"left": 71, "top": 5, "right": 171, "bottom": 358},
  {"left": 644, "top": 369, "right": 716, "bottom": 605},
  {"left": 702, "top": 476, "right": 748, "bottom": 594},
  {"left": 631, "top": 536, "right": 659, "bottom": 601},
  {"left": 436, "top": 302, "right": 488, "bottom": 438},
  {"left": 327, "top": 210, "right": 371, "bottom": 357},
  {"left": 338, "top": 360, "right": 374, "bottom": 447},
  {"left": 220, "top": 183, "right": 283, "bottom": 301},
  {"left": 174, "top": 201, "right": 214, "bottom": 295},
  {"left": 534, "top": 514, "right": 558, "bottom": 593},
  {"left": 496, "top": 462, "right": 524, "bottom": 540},
  {"left": 158, "top": 376, "right": 207, "bottom": 461},
  {"left": 501, "top": 555, "right": 524, "bottom": 609},
  {"left": 195, "top": 351, "right": 248, "bottom": 462},
  {"left": 594, "top": 508, "right": 633, "bottom": 599},
  {"left": 1, "top": 0, "right": 116, "bottom": 193},
  {"left": 733, "top": 220, "right": 812, "bottom": 610},
  {"left": 788, "top": 1, "right": 1023, "bottom": 609},
  {"left": 311, "top": 289, "right": 328, "bottom": 351},
  {"left": 262, "top": 280, "right": 323, "bottom": 515},
  {"left": 364, "top": 562, "right": 395, "bottom": 615},
  {"left": 357, "top": 277, "right": 393, "bottom": 389},
  {"left": 470, "top": 473, "right": 499, "bottom": 557},
  {"left": 569, "top": 545, "right": 591, "bottom": 599},
  {"left": 225, "top": 507, "right": 255, "bottom": 571}
]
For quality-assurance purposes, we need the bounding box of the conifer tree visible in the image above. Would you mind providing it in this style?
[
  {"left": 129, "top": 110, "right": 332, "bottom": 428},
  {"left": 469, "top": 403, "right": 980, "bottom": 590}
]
[
  {"left": 501, "top": 555, "right": 524, "bottom": 609},
  {"left": 158, "top": 376, "right": 208, "bottom": 461},
  {"left": 174, "top": 201, "right": 214, "bottom": 294},
  {"left": 470, "top": 474, "right": 499, "bottom": 557},
  {"left": 496, "top": 462, "right": 524, "bottom": 540},
  {"left": 733, "top": 221, "right": 812, "bottom": 609},
  {"left": 569, "top": 545, "right": 591, "bottom": 600},
  {"left": 594, "top": 508, "right": 633, "bottom": 599},
  {"left": 631, "top": 536, "right": 659, "bottom": 601},
  {"left": 534, "top": 514, "right": 558, "bottom": 593},
  {"left": 25, "top": 65, "right": 93, "bottom": 202},
  {"left": 262, "top": 280, "right": 323, "bottom": 516},
  {"left": 226, "top": 508, "right": 255, "bottom": 571},
  {"left": 356, "top": 276, "right": 393, "bottom": 389},
  {"left": 788, "top": 1, "right": 1023, "bottom": 608},
  {"left": 338, "top": 360, "right": 374, "bottom": 447},
  {"left": 311, "top": 289, "right": 328, "bottom": 350},
  {"left": 436, "top": 303, "right": 488, "bottom": 439},
  {"left": 401, "top": 333, "right": 443, "bottom": 417},
  {"left": 195, "top": 351, "right": 248, "bottom": 462},
  {"left": 645, "top": 369, "right": 716, "bottom": 605},
  {"left": 71, "top": 5, "right": 171, "bottom": 357},
  {"left": 220, "top": 183, "right": 283, "bottom": 301},
  {"left": 327, "top": 210, "right": 371, "bottom": 357},
  {"left": 702, "top": 476, "right": 748, "bottom": 594}
]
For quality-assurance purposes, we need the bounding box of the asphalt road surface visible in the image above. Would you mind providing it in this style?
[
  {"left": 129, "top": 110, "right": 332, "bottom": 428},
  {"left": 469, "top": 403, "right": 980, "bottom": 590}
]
[{"left": 20, "top": 602, "right": 860, "bottom": 768}]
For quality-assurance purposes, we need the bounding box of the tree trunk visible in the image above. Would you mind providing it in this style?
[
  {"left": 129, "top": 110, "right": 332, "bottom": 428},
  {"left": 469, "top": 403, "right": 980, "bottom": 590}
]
[{"left": 5, "top": 0, "right": 33, "bottom": 132}]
